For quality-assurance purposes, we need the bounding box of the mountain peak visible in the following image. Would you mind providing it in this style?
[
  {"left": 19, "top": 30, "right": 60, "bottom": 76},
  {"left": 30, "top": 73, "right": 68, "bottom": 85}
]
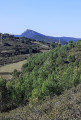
[
  {"left": 21, "top": 29, "right": 41, "bottom": 38},
  {"left": 17, "top": 29, "right": 80, "bottom": 44},
  {"left": 24, "top": 29, "right": 37, "bottom": 33}
]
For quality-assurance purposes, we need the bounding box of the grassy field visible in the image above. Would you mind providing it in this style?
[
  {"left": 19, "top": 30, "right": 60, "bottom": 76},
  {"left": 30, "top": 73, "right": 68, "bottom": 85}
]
[{"left": 0, "top": 60, "right": 27, "bottom": 80}]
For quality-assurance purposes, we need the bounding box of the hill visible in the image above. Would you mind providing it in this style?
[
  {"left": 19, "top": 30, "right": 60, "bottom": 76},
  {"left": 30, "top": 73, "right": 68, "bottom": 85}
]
[
  {"left": 1, "top": 40, "right": 81, "bottom": 119},
  {"left": 15, "top": 29, "right": 81, "bottom": 44},
  {"left": 0, "top": 33, "right": 50, "bottom": 66}
]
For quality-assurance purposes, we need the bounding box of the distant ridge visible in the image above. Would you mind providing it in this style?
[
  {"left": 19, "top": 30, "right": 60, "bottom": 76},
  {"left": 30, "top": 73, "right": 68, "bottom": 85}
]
[{"left": 15, "top": 29, "right": 81, "bottom": 45}]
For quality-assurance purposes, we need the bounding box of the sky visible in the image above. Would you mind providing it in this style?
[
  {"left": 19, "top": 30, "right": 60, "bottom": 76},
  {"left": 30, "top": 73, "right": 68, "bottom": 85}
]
[{"left": 0, "top": 0, "right": 81, "bottom": 38}]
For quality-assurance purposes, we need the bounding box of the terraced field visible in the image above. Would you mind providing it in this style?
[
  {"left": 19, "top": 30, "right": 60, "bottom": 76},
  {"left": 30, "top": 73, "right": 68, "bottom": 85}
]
[{"left": 0, "top": 60, "right": 27, "bottom": 80}]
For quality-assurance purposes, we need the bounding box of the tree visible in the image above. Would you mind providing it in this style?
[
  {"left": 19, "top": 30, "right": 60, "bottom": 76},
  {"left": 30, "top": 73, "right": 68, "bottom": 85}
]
[
  {"left": 68, "top": 41, "right": 74, "bottom": 48},
  {"left": 50, "top": 42, "right": 59, "bottom": 49},
  {"left": 67, "top": 55, "right": 75, "bottom": 62},
  {"left": 0, "top": 77, "right": 8, "bottom": 103},
  {"left": 13, "top": 69, "right": 20, "bottom": 78},
  {"left": 56, "top": 56, "right": 64, "bottom": 65}
]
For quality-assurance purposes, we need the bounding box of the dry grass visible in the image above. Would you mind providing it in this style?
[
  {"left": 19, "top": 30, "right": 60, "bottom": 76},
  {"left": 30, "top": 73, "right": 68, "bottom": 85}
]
[
  {"left": 0, "top": 60, "right": 27, "bottom": 79},
  {"left": 0, "top": 60, "right": 27, "bottom": 73},
  {"left": 0, "top": 74, "right": 12, "bottom": 80}
]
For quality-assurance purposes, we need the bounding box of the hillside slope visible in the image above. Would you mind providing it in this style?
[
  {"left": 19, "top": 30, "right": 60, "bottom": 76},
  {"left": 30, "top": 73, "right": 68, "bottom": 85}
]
[
  {"left": 0, "top": 33, "right": 50, "bottom": 66},
  {"left": 0, "top": 84, "right": 81, "bottom": 120},
  {"left": 1, "top": 40, "right": 81, "bottom": 119}
]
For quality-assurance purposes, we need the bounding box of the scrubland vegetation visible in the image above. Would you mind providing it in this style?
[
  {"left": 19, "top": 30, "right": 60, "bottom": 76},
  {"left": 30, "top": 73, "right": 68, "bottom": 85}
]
[
  {"left": 0, "top": 34, "right": 50, "bottom": 66},
  {"left": 1, "top": 84, "right": 81, "bottom": 120},
  {"left": 1, "top": 40, "right": 81, "bottom": 119}
]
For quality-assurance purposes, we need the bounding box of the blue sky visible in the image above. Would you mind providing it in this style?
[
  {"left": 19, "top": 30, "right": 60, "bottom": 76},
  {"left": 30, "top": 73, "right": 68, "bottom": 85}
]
[{"left": 0, "top": 0, "right": 81, "bottom": 37}]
